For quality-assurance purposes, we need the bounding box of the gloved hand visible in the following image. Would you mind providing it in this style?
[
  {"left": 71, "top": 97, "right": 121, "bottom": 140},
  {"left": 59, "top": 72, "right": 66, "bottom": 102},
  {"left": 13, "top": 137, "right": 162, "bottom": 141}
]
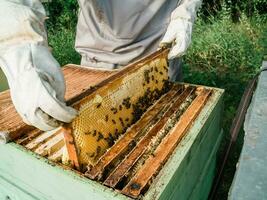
[
  {"left": 0, "top": 0, "right": 77, "bottom": 131},
  {"left": 160, "top": 0, "right": 202, "bottom": 59},
  {"left": 0, "top": 44, "right": 77, "bottom": 131},
  {"left": 160, "top": 19, "right": 192, "bottom": 59}
]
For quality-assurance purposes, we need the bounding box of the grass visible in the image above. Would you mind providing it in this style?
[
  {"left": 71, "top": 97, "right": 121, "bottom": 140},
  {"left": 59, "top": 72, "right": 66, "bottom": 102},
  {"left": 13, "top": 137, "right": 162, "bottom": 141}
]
[
  {"left": 184, "top": 13, "right": 267, "bottom": 199},
  {"left": 48, "top": 28, "right": 81, "bottom": 65}
]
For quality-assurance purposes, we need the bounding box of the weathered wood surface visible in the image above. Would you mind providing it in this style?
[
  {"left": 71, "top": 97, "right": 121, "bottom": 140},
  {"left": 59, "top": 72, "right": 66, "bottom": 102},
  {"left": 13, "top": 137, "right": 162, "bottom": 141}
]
[
  {"left": 103, "top": 86, "right": 193, "bottom": 188},
  {"left": 0, "top": 86, "right": 224, "bottom": 200},
  {"left": 62, "top": 127, "right": 80, "bottom": 170},
  {"left": 86, "top": 85, "right": 181, "bottom": 180},
  {"left": 122, "top": 89, "right": 211, "bottom": 198},
  {"left": 62, "top": 49, "right": 169, "bottom": 167},
  {"left": 0, "top": 65, "right": 115, "bottom": 143},
  {"left": 143, "top": 87, "right": 224, "bottom": 200}
]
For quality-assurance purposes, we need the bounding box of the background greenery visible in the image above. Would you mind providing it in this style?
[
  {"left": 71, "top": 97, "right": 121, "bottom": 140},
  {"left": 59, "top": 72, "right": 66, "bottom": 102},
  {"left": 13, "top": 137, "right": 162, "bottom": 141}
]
[
  {"left": 0, "top": 0, "right": 266, "bottom": 199},
  {"left": 184, "top": 9, "right": 266, "bottom": 199}
]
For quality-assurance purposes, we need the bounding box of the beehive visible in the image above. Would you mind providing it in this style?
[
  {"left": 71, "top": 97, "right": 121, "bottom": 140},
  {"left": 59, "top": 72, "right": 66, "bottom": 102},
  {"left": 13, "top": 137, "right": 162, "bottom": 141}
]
[{"left": 0, "top": 50, "right": 224, "bottom": 200}]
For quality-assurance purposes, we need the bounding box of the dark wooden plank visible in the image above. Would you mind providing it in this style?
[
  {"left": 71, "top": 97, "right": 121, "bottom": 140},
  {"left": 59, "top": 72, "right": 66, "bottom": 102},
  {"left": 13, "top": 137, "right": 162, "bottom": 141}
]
[
  {"left": 85, "top": 85, "right": 181, "bottom": 180},
  {"left": 62, "top": 127, "right": 80, "bottom": 170},
  {"left": 103, "top": 87, "right": 195, "bottom": 188},
  {"left": 121, "top": 89, "right": 211, "bottom": 198}
]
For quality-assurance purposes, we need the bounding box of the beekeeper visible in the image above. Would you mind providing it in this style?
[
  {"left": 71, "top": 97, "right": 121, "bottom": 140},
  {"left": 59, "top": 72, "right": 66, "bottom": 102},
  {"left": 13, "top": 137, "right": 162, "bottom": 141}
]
[{"left": 0, "top": 0, "right": 202, "bottom": 131}]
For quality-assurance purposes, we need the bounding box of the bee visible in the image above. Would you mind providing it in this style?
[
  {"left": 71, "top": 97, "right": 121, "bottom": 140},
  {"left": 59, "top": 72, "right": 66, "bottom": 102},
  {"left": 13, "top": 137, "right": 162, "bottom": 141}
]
[
  {"left": 119, "top": 117, "right": 125, "bottom": 127},
  {"left": 89, "top": 152, "right": 95, "bottom": 158},
  {"left": 112, "top": 119, "right": 116, "bottom": 124},
  {"left": 163, "top": 66, "right": 168, "bottom": 72},
  {"left": 84, "top": 131, "right": 92, "bottom": 135},
  {"left": 144, "top": 70, "right": 150, "bottom": 83},
  {"left": 96, "top": 103, "right": 102, "bottom": 108},
  {"left": 105, "top": 115, "right": 109, "bottom": 122},
  {"left": 93, "top": 130, "right": 97, "bottom": 137},
  {"left": 105, "top": 133, "right": 115, "bottom": 147},
  {"left": 111, "top": 107, "right": 118, "bottom": 114},
  {"left": 95, "top": 146, "right": 102, "bottom": 160},
  {"left": 115, "top": 128, "right": 119, "bottom": 135},
  {"left": 122, "top": 97, "right": 131, "bottom": 109},
  {"left": 97, "top": 132, "right": 104, "bottom": 142}
]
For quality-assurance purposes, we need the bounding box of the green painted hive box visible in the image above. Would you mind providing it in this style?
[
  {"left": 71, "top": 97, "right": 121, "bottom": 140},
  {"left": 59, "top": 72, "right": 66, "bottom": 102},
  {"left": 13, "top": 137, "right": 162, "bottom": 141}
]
[{"left": 0, "top": 83, "right": 224, "bottom": 200}]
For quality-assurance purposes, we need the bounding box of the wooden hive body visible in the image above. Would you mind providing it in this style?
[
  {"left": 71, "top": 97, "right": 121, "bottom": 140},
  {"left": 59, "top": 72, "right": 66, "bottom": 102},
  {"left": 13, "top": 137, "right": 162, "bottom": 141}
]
[{"left": 0, "top": 50, "right": 224, "bottom": 200}]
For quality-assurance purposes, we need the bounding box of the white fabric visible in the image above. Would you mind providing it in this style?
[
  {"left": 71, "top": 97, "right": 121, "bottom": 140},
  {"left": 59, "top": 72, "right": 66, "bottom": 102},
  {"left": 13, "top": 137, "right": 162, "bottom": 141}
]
[
  {"left": 76, "top": 0, "right": 179, "bottom": 69},
  {"left": 76, "top": 0, "right": 202, "bottom": 68},
  {"left": 0, "top": 0, "right": 47, "bottom": 49},
  {"left": 160, "top": 0, "right": 202, "bottom": 59},
  {"left": 161, "top": 19, "right": 193, "bottom": 59},
  {"left": 0, "top": 1, "right": 77, "bottom": 131}
]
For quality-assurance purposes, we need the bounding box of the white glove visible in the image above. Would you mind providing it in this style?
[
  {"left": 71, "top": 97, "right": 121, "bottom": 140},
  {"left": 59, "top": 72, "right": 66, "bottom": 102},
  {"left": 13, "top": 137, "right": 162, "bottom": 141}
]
[
  {"left": 0, "top": 0, "right": 77, "bottom": 131},
  {"left": 160, "top": 0, "right": 202, "bottom": 59},
  {"left": 161, "top": 19, "right": 192, "bottom": 59}
]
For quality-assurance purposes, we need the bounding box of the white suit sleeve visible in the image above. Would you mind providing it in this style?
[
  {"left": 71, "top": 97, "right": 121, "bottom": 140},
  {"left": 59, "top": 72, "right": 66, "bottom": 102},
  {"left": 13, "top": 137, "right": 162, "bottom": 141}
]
[
  {"left": 172, "top": 0, "right": 202, "bottom": 22},
  {"left": 0, "top": 0, "right": 77, "bottom": 131},
  {"left": 0, "top": 0, "right": 48, "bottom": 49},
  {"left": 160, "top": 0, "right": 202, "bottom": 59}
]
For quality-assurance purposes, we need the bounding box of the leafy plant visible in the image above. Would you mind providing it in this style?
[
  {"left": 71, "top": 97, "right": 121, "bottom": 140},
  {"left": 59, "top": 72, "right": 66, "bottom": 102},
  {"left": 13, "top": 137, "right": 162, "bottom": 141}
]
[
  {"left": 184, "top": 12, "right": 266, "bottom": 199},
  {"left": 44, "top": 0, "right": 79, "bottom": 30}
]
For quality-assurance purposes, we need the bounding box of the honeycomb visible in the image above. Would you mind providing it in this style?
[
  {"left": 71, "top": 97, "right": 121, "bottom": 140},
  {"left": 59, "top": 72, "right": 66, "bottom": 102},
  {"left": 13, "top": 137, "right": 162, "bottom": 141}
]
[{"left": 70, "top": 52, "right": 170, "bottom": 169}]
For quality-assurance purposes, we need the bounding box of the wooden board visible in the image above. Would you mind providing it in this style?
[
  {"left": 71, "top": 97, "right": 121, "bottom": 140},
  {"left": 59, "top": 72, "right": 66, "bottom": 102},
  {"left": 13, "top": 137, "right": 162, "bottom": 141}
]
[
  {"left": 0, "top": 65, "right": 115, "bottom": 143},
  {"left": 0, "top": 86, "right": 224, "bottom": 200},
  {"left": 86, "top": 85, "right": 182, "bottom": 180},
  {"left": 102, "top": 87, "right": 194, "bottom": 188},
  {"left": 143, "top": 87, "right": 224, "bottom": 200},
  {"left": 122, "top": 89, "right": 211, "bottom": 198},
  {"left": 66, "top": 49, "right": 169, "bottom": 167}
]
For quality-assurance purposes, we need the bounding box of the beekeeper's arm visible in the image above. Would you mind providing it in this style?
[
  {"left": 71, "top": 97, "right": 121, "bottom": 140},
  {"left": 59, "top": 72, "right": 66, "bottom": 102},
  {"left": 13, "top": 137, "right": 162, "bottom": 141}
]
[
  {"left": 0, "top": 0, "right": 77, "bottom": 131},
  {"left": 160, "top": 0, "right": 202, "bottom": 59}
]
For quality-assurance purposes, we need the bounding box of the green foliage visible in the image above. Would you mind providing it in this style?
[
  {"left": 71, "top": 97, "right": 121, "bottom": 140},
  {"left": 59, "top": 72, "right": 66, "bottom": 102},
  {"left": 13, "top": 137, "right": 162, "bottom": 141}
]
[
  {"left": 184, "top": 15, "right": 265, "bottom": 105},
  {"left": 199, "top": 0, "right": 267, "bottom": 21},
  {"left": 48, "top": 28, "right": 80, "bottom": 65},
  {"left": 44, "top": 0, "right": 80, "bottom": 65},
  {"left": 44, "top": 0, "right": 78, "bottom": 30},
  {"left": 183, "top": 13, "right": 266, "bottom": 199}
]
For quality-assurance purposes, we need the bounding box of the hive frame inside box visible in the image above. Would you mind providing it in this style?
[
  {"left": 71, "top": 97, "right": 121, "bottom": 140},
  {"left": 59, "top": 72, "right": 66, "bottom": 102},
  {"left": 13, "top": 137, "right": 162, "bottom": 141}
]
[{"left": 0, "top": 83, "right": 224, "bottom": 200}]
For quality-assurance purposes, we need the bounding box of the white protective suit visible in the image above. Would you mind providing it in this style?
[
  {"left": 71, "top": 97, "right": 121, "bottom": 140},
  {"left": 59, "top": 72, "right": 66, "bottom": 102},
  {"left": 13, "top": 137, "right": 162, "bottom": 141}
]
[{"left": 0, "top": 0, "right": 202, "bottom": 131}]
